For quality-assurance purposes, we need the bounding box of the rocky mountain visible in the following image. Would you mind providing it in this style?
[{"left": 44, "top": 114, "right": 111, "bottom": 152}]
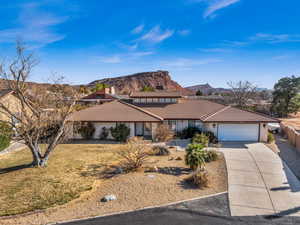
[
  {"left": 87, "top": 71, "right": 193, "bottom": 95},
  {"left": 186, "top": 83, "right": 231, "bottom": 95}
]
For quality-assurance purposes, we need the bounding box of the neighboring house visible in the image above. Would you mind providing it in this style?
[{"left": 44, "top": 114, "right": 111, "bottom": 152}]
[
  {"left": 69, "top": 92, "right": 278, "bottom": 142},
  {"left": 78, "top": 87, "right": 117, "bottom": 105},
  {"left": 0, "top": 89, "right": 21, "bottom": 124}
]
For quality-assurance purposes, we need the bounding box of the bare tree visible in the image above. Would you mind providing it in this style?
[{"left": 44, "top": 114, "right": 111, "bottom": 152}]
[
  {"left": 0, "top": 42, "right": 78, "bottom": 167},
  {"left": 227, "top": 81, "right": 258, "bottom": 107}
]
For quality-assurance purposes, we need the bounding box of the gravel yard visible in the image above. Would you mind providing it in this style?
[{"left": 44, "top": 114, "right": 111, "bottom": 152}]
[{"left": 0, "top": 146, "right": 227, "bottom": 225}]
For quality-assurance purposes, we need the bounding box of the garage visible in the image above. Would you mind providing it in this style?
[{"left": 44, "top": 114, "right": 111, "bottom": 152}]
[{"left": 218, "top": 124, "right": 259, "bottom": 142}]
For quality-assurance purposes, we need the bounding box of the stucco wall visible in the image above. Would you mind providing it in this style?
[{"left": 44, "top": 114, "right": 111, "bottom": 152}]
[
  {"left": 0, "top": 94, "right": 22, "bottom": 122},
  {"left": 204, "top": 123, "right": 218, "bottom": 136},
  {"left": 259, "top": 123, "right": 268, "bottom": 142}
]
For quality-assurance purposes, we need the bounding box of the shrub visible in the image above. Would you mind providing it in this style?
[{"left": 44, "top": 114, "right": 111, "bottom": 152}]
[
  {"left": 110, "top": 124, "right": 130, "bottom": 142},
  {"left": 202, "top": 131, "right": 218, "bottom": 144},
  {"left": 0, "top": 135, "right": 10, "bottom": 152},
  {"left": 185, "top": 169, "right": 209, "bottom": 188},
  {"left": 267, "top": 132, "right": 275, "bottom": 143},
  {"left": 155, "top": 124, "right": 174, "bottom": 142},
  {"left": 0, "top": 122, "right": 12, "bottom": 151},
  {"left": 192, "top": 133, "right": 209, "bottom": 146},
  {"left": 78, "top": 122, "right": 95, "bottom": 139},
  {"left": 179, "top": 127, "right": 201, "bottom": 139},
  {"left": 117, "top": 137, "right": 150, "bottom": 172},
  {"left": 100, "top": 127, "right": 109, "bottom": 140},
  {"left": 185, "top": 144, "right": 206, "bottom": 170},
  {"left": 204, "top": 150, "right": 219, "bottom": 162},
  {"left": 151, "top": 145, "right": 170, "bottom": 156}
]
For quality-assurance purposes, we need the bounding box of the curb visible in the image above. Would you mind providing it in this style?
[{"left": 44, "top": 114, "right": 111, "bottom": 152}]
[{"left": 49, "top": 191, "right": 228, "bottom": 225}]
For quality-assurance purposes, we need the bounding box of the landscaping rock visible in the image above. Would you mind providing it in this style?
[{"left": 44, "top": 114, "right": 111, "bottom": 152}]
[
  {"left": 175, "top": 156, "right": 183, "bottom": 160},
  {"left": 101, "top": 194, "right": 117, "bottom": 202},
  {"left": 147, "top": 174, "right": 156, "bottom": 179},
  {"left": 146, "top": 166, "right": 158, "bottom": 172},
  {"left": 114, "top": 167, "right": 123, "bottom": 174}
]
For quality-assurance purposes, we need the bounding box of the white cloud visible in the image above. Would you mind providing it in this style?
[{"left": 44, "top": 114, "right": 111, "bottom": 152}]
[
  {"left": 190, "top": 0, "right": 240, "bottom": 19},
  {"left": 99, "top": 55, "right": 122, "bottom": 64},
  {"left": 130, "top": 51, "right": 154, "bottom": 57},
  {"left": 250, "top": 33, "right": 300, "bottom": 43},
  {"left": 178, "top": 29, "right": 191, "bottom": 36},
  {"left": 0, "top": 2, "right": 68, "bottom": 47},
  {"left": 163, "top": 57, "right": 221, "bottom": 68},
  {"left": 200, "top": 48, "right": 232, "bottom": 53},
  {"left": 139, "top": 25, "right": 174, "bottom": 43},
  {"left": 131, "top": 24, "right": 144, "bottom": 34}
]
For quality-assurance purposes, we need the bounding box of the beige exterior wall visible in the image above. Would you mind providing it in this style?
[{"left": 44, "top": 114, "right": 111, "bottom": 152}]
[
  {"left": 259, "top": 123, "right": 268, "bottom": 142},
  {"left": 0, "top": 94, "right": 22, "bottom": 122}
]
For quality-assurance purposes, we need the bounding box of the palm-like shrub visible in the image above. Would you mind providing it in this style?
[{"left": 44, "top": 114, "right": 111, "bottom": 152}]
[
  {"left": 185, "top": 144, "right": 206, "bottom": 170},
  {"left": 202, "top": 131, "right": 218, "bottom": 144},
  {"left": 192, "top": 133, "right": 209, "bottom": 146},
  {"left": 78, "top": 122, "right": 95, "bottom": 139},
  {"left": 110, "top": 124, "right": 130, "bottom": 142},
  {"left": 267, "top": 132, "right": 275, "bottom": 143}
]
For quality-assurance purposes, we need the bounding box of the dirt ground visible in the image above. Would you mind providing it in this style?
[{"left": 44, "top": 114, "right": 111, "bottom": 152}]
[
  {"left": 280, "top": 112, "right": 300, "bottom": 130},
  {"left": 0, "top": 149, "right": 227, "bottom": 225}
]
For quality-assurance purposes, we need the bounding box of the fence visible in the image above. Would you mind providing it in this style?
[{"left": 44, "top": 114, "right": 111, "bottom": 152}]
[{"left": 280, "top": 123, "right": 300, "bottom": 153}]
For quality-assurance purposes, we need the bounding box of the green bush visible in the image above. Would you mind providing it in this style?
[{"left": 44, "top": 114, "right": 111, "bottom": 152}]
[
  {"left": 78, "top": 122, "right": 95, "bottom": 139},
  {"left": 204, "top": 150, "right": 219, "bottom": 162},
  {"left": 267, "top": 132, "right": 275, "bottom": 143},
  {"left": 100, "top": 127, "right": 109, "bottom": 140},
  {"left": 0, "top": 135, "right": 10, "bottom": 152},
  {"left": 185, "top": 144, "right": 206, "bottom": 170},
  {"left": 151, "top": 145, "right": 170, "bottom": 156},
  {"left": 192, "top": 133, "right": 209, "bottom": 146},
  {"left": 110, "top": 124, "right": 130, "bottom": 142},
  {"left": 0, "top": 122, "right": 12, "bottom": 152},
  {"left": 179, "top": 127, "right": 201, "bottom": 139},
  {"left": 202, "top": 131, "right": 218, "bottom": 144}
]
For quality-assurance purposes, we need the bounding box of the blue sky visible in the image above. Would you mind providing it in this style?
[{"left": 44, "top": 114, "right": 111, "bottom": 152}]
[{"left": 0, "top": 0, "right": 300, "bottom": 88}]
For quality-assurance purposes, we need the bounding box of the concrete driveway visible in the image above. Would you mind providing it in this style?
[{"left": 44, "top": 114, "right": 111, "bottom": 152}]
[{"left": 220, "top": 142, "right": 300, "bottom": 217}]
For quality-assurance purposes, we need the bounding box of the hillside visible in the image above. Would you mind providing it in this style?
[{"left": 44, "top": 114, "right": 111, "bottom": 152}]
[
  {"left": 87, "top": 71, "right": 193, "bottom": 95},
  {"left": 186, "top": 83, "right": 231, "bottom": 95}
]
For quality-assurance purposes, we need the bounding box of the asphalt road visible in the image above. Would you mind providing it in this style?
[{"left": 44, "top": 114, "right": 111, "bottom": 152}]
[{"left": 59, "top": 193, "right": 300, "bottom": 225}]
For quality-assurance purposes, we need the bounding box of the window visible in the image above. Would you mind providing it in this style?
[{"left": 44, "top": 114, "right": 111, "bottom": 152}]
[
  {"left": 147, "top": 98, "right": 153, "bottom": 103},
  {"left": 165, "top": 98, "right": 171, "bottom": 103},
  {"left": 141, "top": 98, "right": 146, "bottom": 103},
  {"left": 153, "top": 98, "right": 158, "bottom": 103},
  {"left": 167, "top": 120, "right": 176, "bottom": 131},
  {"left": 188, "top": 120, "right": 195, "bottom": 128},
  {"left": 171, "top": 98, "right": 177, "bottom": 103},
  {"left": 159, "top": 98, "right": 165, "bottom": 103}
]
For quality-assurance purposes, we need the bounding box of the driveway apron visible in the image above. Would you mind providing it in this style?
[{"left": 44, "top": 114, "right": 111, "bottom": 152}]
[{"left": 220, "top": 142, "right": 300, "bottom": 216}]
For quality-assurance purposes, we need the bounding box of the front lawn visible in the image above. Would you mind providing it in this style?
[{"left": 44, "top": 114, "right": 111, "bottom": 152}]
[
  {"left": 0, "top": 144, "right": 123, "bottom": 216},
  {"left": 0, "top": 144, "right": 227, "bottom": 225}
]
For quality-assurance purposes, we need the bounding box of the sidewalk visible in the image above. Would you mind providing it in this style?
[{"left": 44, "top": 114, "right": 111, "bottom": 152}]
[{"left": 0, "top": 142, "right": 26, "bottom": 156}]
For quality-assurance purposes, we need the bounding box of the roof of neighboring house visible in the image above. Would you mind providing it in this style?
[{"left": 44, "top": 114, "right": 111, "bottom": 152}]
[
  {"left": 0, "top": 89, "right": 14, "bottom": 99},
  {"left": 202, "top": 106, "right": 278, "bottom": 123},
  {"left": 69, "top": 100, "right": 162, "bottom": 122},
  {"left": 130, "top": 91, "right": 182, "bottom": 98},
  {"left": 137, "top": 99, "right": 225, "bottom": 120},
  {"left": 81, "top": 90, "right": 116, "bottom": 100}
]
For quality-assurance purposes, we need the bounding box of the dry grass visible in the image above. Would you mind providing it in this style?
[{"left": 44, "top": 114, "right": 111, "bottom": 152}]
[
  {"left": 0, "top": 145, "right": 227, "bottom": 225},
  {"left": 0, "top": 144, "right": 123, "bottom": 216}
]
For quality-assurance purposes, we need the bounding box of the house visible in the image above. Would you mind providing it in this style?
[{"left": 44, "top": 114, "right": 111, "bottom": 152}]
[
  {"left": 78, "top": 87, "right": 118, "bottom": 105},
  {"left": 69, "top": 91, "right": 278, "bottom": 142},
  {"left": 0, "top": 89, "right": 21, "bottom": 123}
]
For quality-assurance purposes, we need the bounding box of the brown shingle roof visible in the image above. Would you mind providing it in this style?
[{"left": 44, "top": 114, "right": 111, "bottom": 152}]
[
  {"left": 138, "top": 99, "right": 225, "bottom": 120},
  {"left": 203, "top": 106, "right": 278, "bottom": 123},
  {"left": 69, "top": 100, "right": 162, "bottom": 122},
  {"left": 130, "top": 91, "right": 182, "bottom": 98}
]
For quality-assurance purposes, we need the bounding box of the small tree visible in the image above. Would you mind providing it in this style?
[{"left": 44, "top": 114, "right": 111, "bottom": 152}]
[
  {"left": 227, "top": 81, "right": 258, "bottom": 108},
  {"left": 91, "top": 83, "right": 109, "bottom": 92},
  {"left": 141, "top": 85, "right": 155, "bottom": 92},
  {"left": 77, "top": 122, "right": 95, "bottom": 139},
  {"left": 155, "top": 124, "right": 174, "bottom": 142},
  {"left": 271, "top": 76, "right": 300, "bottom": 117},
  {"left": 0, "top": 122, "right": 12, "bottom": 151},
  {"left": 110, "top": 124, "right": 130, "bottom": 142},
  {"left": 0, "top": 42, "right": 78, "bottom": 167}
]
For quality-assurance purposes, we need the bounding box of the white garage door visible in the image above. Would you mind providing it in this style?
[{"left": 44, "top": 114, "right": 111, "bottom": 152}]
[{"left": 218, "top": 124, "right": 259, "bottom": 141}]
